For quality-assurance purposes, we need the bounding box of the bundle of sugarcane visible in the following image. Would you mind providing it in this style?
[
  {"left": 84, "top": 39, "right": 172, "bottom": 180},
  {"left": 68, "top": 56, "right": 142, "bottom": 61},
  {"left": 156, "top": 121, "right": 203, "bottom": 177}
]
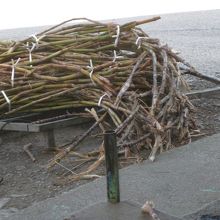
[{"left": 0, "top": 17, "right": 201, "bottom": 178}]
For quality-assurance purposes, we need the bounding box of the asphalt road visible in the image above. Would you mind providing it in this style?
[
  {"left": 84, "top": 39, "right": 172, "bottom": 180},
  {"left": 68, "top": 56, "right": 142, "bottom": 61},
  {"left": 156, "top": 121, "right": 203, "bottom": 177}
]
[{"left": 0, "top": 9, "right": 219, "bottom": 78}]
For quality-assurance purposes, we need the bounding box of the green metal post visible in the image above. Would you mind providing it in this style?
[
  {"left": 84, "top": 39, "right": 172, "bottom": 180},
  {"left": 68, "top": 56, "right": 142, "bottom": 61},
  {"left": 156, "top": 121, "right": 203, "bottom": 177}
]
[{"left": 104, "top": 130, "right": 120, "bottom": 203}]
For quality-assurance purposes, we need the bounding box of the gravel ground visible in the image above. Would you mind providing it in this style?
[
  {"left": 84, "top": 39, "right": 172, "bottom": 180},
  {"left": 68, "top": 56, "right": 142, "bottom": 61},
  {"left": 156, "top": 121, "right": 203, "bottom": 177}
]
[{"left": 0, "top": 124, "right": 103, "bottom": 218}]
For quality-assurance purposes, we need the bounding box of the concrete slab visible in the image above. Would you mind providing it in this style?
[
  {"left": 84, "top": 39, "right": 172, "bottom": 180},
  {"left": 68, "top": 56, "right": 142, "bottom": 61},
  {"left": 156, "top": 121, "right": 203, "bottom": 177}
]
[
  {"left": 183, "top": 200, "right": 220, "bottom": 220},
  {"left": 4, "top": 133, "right": 220, "bottom": 220},
  {"left": 65, "top": 201, "right": 181, "bottom": 220},
  {"left": 0, "top": 198, "right": 10, "bottom": 209}
]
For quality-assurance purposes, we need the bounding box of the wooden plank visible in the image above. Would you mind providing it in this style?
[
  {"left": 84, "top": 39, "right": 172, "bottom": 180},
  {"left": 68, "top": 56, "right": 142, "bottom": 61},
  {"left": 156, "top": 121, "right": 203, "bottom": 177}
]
[
  {"left": 0, "top": 117, "right": 91, "bottom": 132},
  {"left": 36, "top": 117, "right": 91, "bottom": 131},
  {"left": 0, "top": 122, "right": 31, "bottom": 132}
]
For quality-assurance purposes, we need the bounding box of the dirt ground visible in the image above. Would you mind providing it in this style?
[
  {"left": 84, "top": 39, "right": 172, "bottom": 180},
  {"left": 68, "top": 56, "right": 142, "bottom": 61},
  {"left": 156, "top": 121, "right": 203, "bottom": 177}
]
[
  {"left": 0, "top": 78, "right": 220, "bottom": 218},
  {"left": 0, "top": 123, "right": 103, "bottom": 218},
  {"left": 187, "top": 75, "right": 220, "bottom": 136}
]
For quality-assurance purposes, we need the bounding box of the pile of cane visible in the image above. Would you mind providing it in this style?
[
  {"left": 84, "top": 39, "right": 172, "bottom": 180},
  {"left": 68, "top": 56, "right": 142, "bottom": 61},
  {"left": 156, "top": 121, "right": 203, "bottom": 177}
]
[{"left": 0, "top": 17, "right": 201, "bottom": 180}]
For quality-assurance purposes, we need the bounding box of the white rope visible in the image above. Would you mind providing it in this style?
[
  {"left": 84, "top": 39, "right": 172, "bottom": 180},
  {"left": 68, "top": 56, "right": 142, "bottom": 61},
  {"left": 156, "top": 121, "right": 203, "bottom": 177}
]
[
  {"left": 135, "top": 36, "right": 149, "bottom": 49},
  {"left": 11, "top": 58, "right": 21, "bottom": 87},
  {"left": 87, "top": 59, "right": 95, "bottom": 85},
  {"left": 113, "top": 50, "right": 124, "bottom": 62},
  {"left": 113, "top": 50, "right": 118, "bottom": 62},
  {"left": 98, "top": 92, "right": 110, "bottom": 106},
  {"left": 26, "top": 42, "right": 36, "bottom": 66},
  {"left": 112, "top": 25, "right": 120, "bottom": 47},
  {"left": 1, "top": 90, "right": 11, "bottom": 111},
  {"left": 31, "top": 34, "right": 38, "bottom": 42},
  {"left": 30, "top": 34, "right": 45, "bottom": 47}
]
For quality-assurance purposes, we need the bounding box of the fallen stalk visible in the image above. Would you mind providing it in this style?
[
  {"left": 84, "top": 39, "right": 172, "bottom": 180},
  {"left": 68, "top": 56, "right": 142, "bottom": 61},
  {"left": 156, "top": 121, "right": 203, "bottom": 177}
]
[{"left": 23, "top": 143, "right": 36, "bottom": 162}]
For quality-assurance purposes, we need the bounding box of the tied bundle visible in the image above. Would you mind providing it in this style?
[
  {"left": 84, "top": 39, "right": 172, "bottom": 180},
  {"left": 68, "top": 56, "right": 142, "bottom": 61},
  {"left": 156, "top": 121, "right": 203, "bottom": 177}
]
[{"left": 0, "top": 17, "right": 198, "bottom": 179}]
